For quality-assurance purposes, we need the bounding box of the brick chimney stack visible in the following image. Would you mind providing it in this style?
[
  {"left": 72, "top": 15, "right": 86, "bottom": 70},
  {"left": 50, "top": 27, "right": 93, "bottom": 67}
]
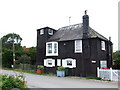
[{"left": 83, "top": 10, "right": 89, "bottom": 38}]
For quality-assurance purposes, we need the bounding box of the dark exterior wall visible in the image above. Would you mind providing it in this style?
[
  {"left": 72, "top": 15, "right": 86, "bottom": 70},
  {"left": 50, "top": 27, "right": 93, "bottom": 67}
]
[
  {"left": 36, "top": 27, "right": 57, "bottom": 66},
  {"left": 45, "top": 40, "right": 83, "bottom": 76},
  {"left": 36, "top": 32, "right": 113, "bottom": 77},
  {"left": 96, "top": 38, "right": 112, "bottom": 68},
  {"left": 58, "top": 41, "right": 83, "bottom": 76},
  {"left": 83, "top": 38, "right": 113, "bottom": 77}
]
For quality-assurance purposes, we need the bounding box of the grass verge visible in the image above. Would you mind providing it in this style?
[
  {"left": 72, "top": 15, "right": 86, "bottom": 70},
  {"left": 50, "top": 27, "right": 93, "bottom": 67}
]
[{"left": 2, "top": 67, "right": 56, "bottom": 76}]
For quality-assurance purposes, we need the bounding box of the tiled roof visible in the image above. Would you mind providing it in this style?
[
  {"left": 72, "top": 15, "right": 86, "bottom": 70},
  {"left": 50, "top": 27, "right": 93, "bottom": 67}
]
[{"left": 48, "top": 23, "right": 108, "bottom": 42}]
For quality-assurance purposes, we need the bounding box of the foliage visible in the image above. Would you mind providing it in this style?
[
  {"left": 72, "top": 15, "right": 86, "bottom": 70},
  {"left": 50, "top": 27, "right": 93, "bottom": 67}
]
[
  {"left": 17, "top": 54, "right": 31, "bottom": 64},
  {"left": 1, "top": 33, "right": 36, "bottom": 68},
  {"left": 1, "top": 33, "right": 23, "bottom": 68},
  {"left": 113, "top": 51, "right": 120, "bottom": 69},
  {"left": 85, "top": 77, "right": 102, "bottom": 80},
  {"left": 57, "top": 66, "right": 65, "bottom": 71},
  {"left": 16, "top": 47, "right": 36, "bottom": 65},
  {"left": 26, "top": 47, "right": 36, "bottom": 65},
  {"left": 0, "top": 74, "right": 28, "bottom": 90},
  {"left": 37, "top": 65, "right": 44, "bottom": 70},
  {"left": 2, "top": 49, "right": 13, "bottom": 68},
  {"left": 1, "top": 33, "right": 22, "bottom": 51}
]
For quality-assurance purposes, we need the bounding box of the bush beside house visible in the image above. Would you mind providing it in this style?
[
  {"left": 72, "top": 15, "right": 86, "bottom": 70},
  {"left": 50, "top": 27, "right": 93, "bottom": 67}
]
[{"left": 0, "top": 74, "right": 28, "bottom": 90}]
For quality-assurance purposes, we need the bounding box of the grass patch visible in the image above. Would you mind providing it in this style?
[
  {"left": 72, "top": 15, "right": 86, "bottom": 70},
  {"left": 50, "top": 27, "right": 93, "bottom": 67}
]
[
  {"left": 84, "top": 77, "right": 102, "bottom": 80},
  {"left": 3, "top": 67, "right": 56, "bottom": 76},
  {"left": 83, "top": 77, "right": 111, "bottom": 81},
  {"left": 40, "top": 72, "right": 56, "bottom": 76}
]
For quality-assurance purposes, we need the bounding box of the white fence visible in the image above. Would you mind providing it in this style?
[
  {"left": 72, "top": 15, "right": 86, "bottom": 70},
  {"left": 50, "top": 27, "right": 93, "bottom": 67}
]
[{"left": 97, "top": 67, "right": 120, "bottom": 81}]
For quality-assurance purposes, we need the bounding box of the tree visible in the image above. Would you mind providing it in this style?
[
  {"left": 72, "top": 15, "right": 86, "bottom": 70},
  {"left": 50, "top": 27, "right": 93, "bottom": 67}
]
[
  {"left": 2, "top": 49, "right": 13, "bottom": 68},
  {"left": 1, "top": 33, "right": 22, "bottom": 51},
  {"left": 27, "top": 47, "right": 36, "bottom": 65},
  {"left": 113, "top": 51, "right": 120, "bottom": 69},
  {"left": 1, "top": 33, "right": 22, "bottom": 68}
]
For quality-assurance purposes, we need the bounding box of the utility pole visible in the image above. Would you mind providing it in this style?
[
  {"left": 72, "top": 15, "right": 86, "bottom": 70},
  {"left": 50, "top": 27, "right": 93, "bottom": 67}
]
[
  {"left": 12, "top": 33, "right": 15, "bottom": 68},
  {"left": 69, "top": 16, "right": 71, "bottom": 26}
]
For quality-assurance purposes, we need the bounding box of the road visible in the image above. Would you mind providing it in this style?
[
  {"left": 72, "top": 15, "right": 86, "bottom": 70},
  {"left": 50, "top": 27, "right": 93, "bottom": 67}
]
[{"left": 0, "top": 69, "right": 118, "bottom": 89}]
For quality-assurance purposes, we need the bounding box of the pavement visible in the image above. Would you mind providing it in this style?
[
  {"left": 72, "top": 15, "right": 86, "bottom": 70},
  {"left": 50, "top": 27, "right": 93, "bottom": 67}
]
[{"left": 0, "top": 69, "right": 119, "bottom": 89}]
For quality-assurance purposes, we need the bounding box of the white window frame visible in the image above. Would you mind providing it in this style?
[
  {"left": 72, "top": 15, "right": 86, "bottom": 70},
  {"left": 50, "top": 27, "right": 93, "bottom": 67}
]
[
  {"left": 75, "top": 40, "right": 82, "bottom": 53},
  {"left": 46, "top": 42, "right": 58, "bottom": 56},
  {"left": 40, "top": 29, "right": 44, "bottom": 35},
  {"left": 100, "top": 60, "right": 107, "bottom": 68},
  {"left": 48, "top": 29, "right": 53, "bottom": 35},
  {"left": 44, "top": 59, "right": 55, "bottom": 67},
  {"left": 62, "top": 58, "right": 76, "bottom": 68},
  {"left": 101, "top": 41, "right": 105, "bottom": 50}
]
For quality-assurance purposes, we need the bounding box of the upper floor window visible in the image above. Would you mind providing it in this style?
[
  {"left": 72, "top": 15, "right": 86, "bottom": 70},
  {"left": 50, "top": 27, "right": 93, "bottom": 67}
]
[
  {"left": 75, "top": 40, "right": 82, "bottom": 53},
  {"left": 101, "top": 41, "right": 105, "bottom": 50},
  {"left": 48, "top": 29, "right": 53, "bottom": 35},
  {"left": 46, "top": 42, "right": 58, "bottom": 56},
  {"left": 40, "top": 29, "right": 44, "bottom": 35},
  {"left": 48, "top": 43, "right": 52, "bottom": 54}
]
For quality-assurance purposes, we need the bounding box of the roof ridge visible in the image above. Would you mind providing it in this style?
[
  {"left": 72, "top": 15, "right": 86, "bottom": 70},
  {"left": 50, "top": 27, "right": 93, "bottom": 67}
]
[{"left": 59, "top": 23, "right": 82, "bottom": 30}]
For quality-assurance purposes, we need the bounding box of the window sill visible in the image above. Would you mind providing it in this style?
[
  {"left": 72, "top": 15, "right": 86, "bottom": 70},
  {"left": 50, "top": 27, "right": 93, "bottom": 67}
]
[
  {"left": 75, "top": 51, "right": 82, "bottom": 53},
  {"left": 46, "top": 54, "right": 58, "bottom": 56}
]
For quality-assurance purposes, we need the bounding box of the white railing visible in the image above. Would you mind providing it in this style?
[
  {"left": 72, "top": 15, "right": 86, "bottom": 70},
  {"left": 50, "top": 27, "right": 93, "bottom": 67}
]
[{"left": 97, "top": 67, "right": 120, "bottom": 81}]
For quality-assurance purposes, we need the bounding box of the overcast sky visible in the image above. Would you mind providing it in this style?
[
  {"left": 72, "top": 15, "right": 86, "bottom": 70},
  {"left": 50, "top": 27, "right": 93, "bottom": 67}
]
[{"left": 0, "top": 0, "right": 119, "bottom": 51}]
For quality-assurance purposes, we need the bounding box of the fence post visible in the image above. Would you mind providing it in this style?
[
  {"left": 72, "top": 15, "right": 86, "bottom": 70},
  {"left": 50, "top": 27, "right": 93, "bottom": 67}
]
[
  {"left": 110, "top": 67, "right": 112, "bottom": 81},
  {"left": 97, "top": 67, "right": 99, "bottom": 77}
]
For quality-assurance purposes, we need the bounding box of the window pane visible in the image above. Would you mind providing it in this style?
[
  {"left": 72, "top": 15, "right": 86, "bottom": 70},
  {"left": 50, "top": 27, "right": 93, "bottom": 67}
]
[
  {"left": 48, "top": 29, "right": 53, "bottom": 35},
  {"left": 100, "top": 60, "right": 107, "bottom": 68},
  {"left": 67, "top": 60, "right": 72, "bottom": 66},
  {"left": 40, "top": 29, "right": 44, "bottom": 35},
  {"left": 54, "top": 43, "right": 57, "bottom": 53},
  {"left": 101, "top": 41, "right": 105, "bottom": 50},
  {"left": 75, "top": 40, "right": 82, "bottom": 53},
  {"left": 48, "top": 60, "right": 52, "bottom": 65},
  {"left": 76, "top": 40, "right": 81, "bottom": 51},
  {"left": 48, "top": 43, "right": 52, "bottom": 53}
]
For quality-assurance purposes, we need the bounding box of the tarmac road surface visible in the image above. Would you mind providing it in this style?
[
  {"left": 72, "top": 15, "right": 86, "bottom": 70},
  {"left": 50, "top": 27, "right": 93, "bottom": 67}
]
[{"left": 1, "top": 69, "right": 118, "bottom": 89}]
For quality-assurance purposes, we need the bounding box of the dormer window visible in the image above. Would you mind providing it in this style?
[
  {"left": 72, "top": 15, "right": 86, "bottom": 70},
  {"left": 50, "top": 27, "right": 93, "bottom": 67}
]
[
  {"left": 48, "top": 29, "right": 53, "bottom": 35},
  {"left": 46, "top": 42, "right": 58, "bottom": 56},
  {"left": 40, "top": 29, "right": 44, "bottom": 35},
  {"left": 101, "top": 41, "right": 105, "bottom": 50}
]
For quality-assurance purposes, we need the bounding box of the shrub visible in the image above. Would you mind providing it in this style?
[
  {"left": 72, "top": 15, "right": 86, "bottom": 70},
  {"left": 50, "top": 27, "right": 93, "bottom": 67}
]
[
  {"left": 0, "top": 74, "right": 29, "bottom": 90},
  {"left": 57, "top": 66, "right": 65, "bottom": 71},
  {"left": 37, "top": 65, "right": 44, "bottom": 70}
]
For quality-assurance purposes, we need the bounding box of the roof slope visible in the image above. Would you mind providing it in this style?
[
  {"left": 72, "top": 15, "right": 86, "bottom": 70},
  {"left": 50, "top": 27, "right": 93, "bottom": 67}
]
[{"left": 48, "top": 23, "right": 108, "bottom": 42}]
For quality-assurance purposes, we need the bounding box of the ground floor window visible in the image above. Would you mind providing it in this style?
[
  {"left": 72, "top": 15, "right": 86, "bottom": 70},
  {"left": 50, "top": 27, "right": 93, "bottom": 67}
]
[
  {"left": 44, "top": 59, "right": 55, "bottom": 67},
  {"left": 62, "top": 58, "right": 76, "bottom": 68},
  {"left": 100, "top": 60, "right": 107, "bottom": 68}
]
